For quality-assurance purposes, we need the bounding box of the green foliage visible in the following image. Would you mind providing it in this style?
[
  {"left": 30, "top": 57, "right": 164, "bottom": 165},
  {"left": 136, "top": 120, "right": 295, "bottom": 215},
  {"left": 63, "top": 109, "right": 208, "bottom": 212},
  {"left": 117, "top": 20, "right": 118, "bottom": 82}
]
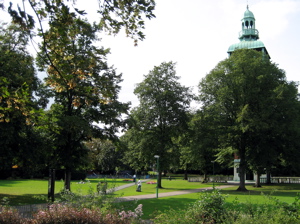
[
  {"left": 186, "top": 189, "right": 227, "bottom": 223},
  {"left": 122, "top": 61, "right": 193, "bottom": 187},
  {"left": 0, "top": 204, "right": 144, "bottom": 224},
  {"left": 0, "top": 22, "right": 46, "bottom": 176},
  {"left": 198, "top": 49, "right": 300, "bottom": 190},
  {"left": 33, "top": 3, "right": 129, "bottom": 190},
  {"left": 178, "top": 110, "right": 220, "bottom": 178},
  {"left": 85, "top": 139, "right": 124, "bottom": 172},
  {"left": 153, "top": 189, "right": 226, "bottom": 223},
  {"left": 223, "top": 193, "right": 300, "bottom": 224},
  {"left": 6, "top": 0, "right": 156, "bottom": 45},
  {"left": 4, "top": 0, "right": 155, "bottom": 188},
  {"left": 98, "top": 0, "right": 156, "bottom": 45},
  {"left": 152, "top": 189, "right": 300, "bottom": 224}
]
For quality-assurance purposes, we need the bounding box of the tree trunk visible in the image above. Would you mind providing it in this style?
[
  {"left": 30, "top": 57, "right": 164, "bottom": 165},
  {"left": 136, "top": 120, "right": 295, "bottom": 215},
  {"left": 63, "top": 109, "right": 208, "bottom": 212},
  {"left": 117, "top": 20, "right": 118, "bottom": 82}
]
[
  {"left": 266, "top": 170, "right": 271, "bottom": 184},
  {"left": 237, "top": 142, "right": 247, "bottom": 191},
  {"left": 184, "top": 170, "right": 188, "bottom": 180},
  {"left": 158, "top": 171, "right": 162, "bottom": 188},
  {"left": 254, "top": 171, "right": 262, "bottom": 187},
  {"left": 64, "top": 168, "right": 71, "bottom": 191},
  {"left": 237, "top": 164, "right": 247, "bottom": 191},
  {"left": 203, "top": 172, "right": 207, "bottom": 183}
]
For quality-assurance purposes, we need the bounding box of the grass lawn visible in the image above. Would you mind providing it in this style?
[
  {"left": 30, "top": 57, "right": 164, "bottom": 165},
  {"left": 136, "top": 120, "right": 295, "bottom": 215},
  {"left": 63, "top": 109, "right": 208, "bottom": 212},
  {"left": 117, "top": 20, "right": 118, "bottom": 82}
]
[
  {"left": 121, "top": 183, "right": 300, "bottom": 220},
  {"left": 0, "top": 178, "right": 133, "bottom": 206},
  {"left": 1, "top": 177, "right": 300, "bottom": 221}
]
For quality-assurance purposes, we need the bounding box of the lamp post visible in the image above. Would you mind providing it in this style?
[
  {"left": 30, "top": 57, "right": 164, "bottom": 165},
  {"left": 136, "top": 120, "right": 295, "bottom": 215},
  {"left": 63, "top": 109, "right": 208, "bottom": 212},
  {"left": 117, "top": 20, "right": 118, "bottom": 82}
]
[
  {"left": 154, "top": 155, "right": 160, "bottom": 198},
  {"left": 211, "top": 161, "right": 215, "bottom": 188}
]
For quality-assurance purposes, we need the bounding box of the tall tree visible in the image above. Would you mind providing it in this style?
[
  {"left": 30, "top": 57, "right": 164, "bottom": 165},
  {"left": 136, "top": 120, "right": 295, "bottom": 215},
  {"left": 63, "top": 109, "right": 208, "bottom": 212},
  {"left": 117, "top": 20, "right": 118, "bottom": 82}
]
[
  {"left": 124, "top": 61, "right": 193, "bottom": 188},
  {"left": 35, "top": 9, "right": 129, "bottom": 190},
  {"left": 178, "top": 110, "right": 219, "bottom": 181},
  {"left": 0, "top": 22, "right": 44, "bottom": 177},
  {"left": 198, "top": 49, "right": 300, "bottom": 191},
  {"left": 6, "top": 0, "right": 155, "bottom": 190}
]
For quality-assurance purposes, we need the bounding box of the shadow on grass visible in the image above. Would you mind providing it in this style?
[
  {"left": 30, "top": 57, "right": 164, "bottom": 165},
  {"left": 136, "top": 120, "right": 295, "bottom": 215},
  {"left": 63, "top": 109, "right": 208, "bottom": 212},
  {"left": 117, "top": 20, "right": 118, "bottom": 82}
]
[
  {"left": 0, "top": 193, "right": 48, "bottom": 206},
  {"left": 0, "top": 179, "right": 33, "bottom": 187}
]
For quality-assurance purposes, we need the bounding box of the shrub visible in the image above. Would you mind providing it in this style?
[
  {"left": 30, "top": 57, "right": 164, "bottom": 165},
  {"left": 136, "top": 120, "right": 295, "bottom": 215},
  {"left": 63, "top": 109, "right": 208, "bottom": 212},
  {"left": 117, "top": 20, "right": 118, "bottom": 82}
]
[
  {"left": 0, "top": 204, "right": 144, "bottom": 224},
  {"left": 0, "top": 206, "right": 28, "bottom": 224},
  {"left": 153, "top": 189, "right": 227, "bottom": 224},
  {"left": 185, "top": 189, "right": 227, "bottom": 223},
  {"left": 32, "top": 204, "right": 144, "bottom": 224},
  {"left": 153, "top": 189, "right": 300, "bottom": 224}
]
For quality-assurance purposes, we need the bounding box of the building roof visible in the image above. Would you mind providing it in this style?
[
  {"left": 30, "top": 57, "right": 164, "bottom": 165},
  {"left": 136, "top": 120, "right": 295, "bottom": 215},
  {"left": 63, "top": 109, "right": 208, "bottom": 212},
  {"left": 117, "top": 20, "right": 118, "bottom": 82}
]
[
  {"left": 227, "top": 5, "right": 270, "bottom": 58},
  {"left": 243, "top": 5, "right": 255, "bottom": 19},
  {"left": 228, "top": 40, "right": 265, "bottom": 53}
]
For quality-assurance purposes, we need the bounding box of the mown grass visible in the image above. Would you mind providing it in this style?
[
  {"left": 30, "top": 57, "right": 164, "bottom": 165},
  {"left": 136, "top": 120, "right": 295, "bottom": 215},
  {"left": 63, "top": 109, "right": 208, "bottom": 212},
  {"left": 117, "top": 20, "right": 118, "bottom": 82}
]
[
  {"left": 0, "top": 178, "right": 133, "bottom": 205},
  {"left": 1, "top": 177, "right": 300, "bottom": 221},
  {"left": 122, "top": 183, "right": 300, "bottom": 219}
]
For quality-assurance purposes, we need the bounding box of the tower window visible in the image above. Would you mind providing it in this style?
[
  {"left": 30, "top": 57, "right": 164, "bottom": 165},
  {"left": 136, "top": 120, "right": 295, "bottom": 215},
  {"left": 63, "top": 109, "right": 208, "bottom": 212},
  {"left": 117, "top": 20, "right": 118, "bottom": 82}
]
[{"left": 250, "top": 20, "right": 253, "bottom": 28}]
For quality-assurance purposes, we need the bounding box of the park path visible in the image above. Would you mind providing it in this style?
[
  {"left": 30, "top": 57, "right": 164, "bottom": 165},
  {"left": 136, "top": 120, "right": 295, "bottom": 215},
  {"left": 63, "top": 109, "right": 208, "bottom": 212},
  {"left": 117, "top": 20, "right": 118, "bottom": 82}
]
[{"left": 116, "top": 183, "right": 232, "bottom": 201}]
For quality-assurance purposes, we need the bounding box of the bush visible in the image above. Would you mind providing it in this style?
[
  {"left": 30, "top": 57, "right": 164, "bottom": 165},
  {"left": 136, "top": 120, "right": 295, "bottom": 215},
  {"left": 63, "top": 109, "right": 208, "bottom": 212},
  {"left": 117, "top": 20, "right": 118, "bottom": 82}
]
[
  {"left": 0, "top": 207, "right": 28, "bottom": 224},
  {"left": 154, "top": 189, "right": 227, "bottom": 223},
  {"left": 153, "top": 189, "right": 300, "bottom": 224},
  {"left": 185, "top": 189, "right": 227, "bottom": 223},
  {"left": 0, "top": 204, "right": 144, "bottom": 224}
]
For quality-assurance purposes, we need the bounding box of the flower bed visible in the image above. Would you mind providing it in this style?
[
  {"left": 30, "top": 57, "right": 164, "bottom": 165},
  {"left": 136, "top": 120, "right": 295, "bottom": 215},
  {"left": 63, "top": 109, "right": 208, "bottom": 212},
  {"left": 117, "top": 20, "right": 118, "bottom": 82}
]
[{"left": 146, "top": 181, "right": 157, "bottom": 184}]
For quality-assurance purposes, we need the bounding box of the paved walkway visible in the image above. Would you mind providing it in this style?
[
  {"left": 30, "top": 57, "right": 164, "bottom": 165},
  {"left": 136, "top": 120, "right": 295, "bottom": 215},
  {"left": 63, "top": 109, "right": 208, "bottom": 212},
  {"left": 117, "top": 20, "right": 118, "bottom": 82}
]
[{"left": 116, "top": 182, "right": 232, "bottom": 202}]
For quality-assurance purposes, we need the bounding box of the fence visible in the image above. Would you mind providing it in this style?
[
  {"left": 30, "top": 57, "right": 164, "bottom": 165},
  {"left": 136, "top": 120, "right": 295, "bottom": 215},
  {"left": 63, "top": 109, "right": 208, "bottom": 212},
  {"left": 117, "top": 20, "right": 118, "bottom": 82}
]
[
  {"left": 260, "top": 177, "right": 300, "bottom": 184},
  {"left": 188, "top": 176, "right": 233, "bottom": 183}
]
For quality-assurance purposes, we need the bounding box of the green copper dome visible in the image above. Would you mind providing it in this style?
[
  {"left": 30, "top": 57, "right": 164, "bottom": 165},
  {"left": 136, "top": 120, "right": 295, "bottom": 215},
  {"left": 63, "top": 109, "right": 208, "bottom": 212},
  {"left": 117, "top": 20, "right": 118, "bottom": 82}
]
[
  {"left": 228, "top": 40, "right": 265, "bottom": 53},
  {"left": 244, "top": 6, "right": 255, "bottom": 19},
  {"left": 227, "top": 5, "right": 270, "bottom": 59}
]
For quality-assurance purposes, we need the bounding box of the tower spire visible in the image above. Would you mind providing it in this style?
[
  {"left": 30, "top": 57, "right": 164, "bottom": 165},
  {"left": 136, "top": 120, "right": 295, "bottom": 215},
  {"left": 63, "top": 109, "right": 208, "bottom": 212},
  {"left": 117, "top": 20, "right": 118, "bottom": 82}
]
[
  {"left": 227, "top": 5, "right": 270, "bottom": 59},
  {"left": 239, "top": 5, "right": 258, "bottom": 41}
]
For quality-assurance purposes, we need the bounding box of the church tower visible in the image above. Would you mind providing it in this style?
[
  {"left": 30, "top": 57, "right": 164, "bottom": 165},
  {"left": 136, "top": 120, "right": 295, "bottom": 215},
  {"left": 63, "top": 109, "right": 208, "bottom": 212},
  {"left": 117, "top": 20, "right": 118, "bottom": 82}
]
[{"left": 228, "top": 5, "right": 270, "bottom": 59}]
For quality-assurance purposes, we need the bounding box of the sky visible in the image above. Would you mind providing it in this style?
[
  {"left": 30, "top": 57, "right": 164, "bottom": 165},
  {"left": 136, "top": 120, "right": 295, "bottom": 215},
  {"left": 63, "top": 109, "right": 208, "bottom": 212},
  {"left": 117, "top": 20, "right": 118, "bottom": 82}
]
[
  {"left": 98, "top": 0, "right": 300, "bottom": 108},
  {"left": 2, "top": 0, "right": 300, "bottom": 109}
]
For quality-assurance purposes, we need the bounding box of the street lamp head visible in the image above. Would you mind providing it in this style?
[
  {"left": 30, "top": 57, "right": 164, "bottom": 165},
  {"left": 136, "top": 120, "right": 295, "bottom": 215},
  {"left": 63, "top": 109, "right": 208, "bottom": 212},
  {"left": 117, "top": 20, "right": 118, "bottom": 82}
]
[{"left": 154, "top": 155, "right": 160, "bottom": 159}]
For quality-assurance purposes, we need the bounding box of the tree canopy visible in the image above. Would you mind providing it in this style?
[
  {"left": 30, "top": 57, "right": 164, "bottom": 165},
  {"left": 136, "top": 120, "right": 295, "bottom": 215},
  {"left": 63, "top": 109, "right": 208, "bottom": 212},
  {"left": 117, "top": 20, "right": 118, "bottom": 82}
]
[
  {"left": 0, "top": 23, "right": 46, "bottom": 177},
  {"left": 198, "top": 49, "right": 300, "bottom": 190},
  {"left": 6, "top": 0, "right": 155, "bottom": 45},
  {"left": 122, "top": 61, "right": 193, "bottom": 187},
  {"left": 1, "top": 0, "right": 156, "bottom": 189}
]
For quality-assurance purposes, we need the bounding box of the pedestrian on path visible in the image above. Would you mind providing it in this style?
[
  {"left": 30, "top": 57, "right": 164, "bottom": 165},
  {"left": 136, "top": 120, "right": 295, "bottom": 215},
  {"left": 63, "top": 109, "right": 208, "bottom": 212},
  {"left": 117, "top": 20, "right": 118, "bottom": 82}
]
[{"left": 136, "top": 179, "right": 142, "bottom": 192}]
